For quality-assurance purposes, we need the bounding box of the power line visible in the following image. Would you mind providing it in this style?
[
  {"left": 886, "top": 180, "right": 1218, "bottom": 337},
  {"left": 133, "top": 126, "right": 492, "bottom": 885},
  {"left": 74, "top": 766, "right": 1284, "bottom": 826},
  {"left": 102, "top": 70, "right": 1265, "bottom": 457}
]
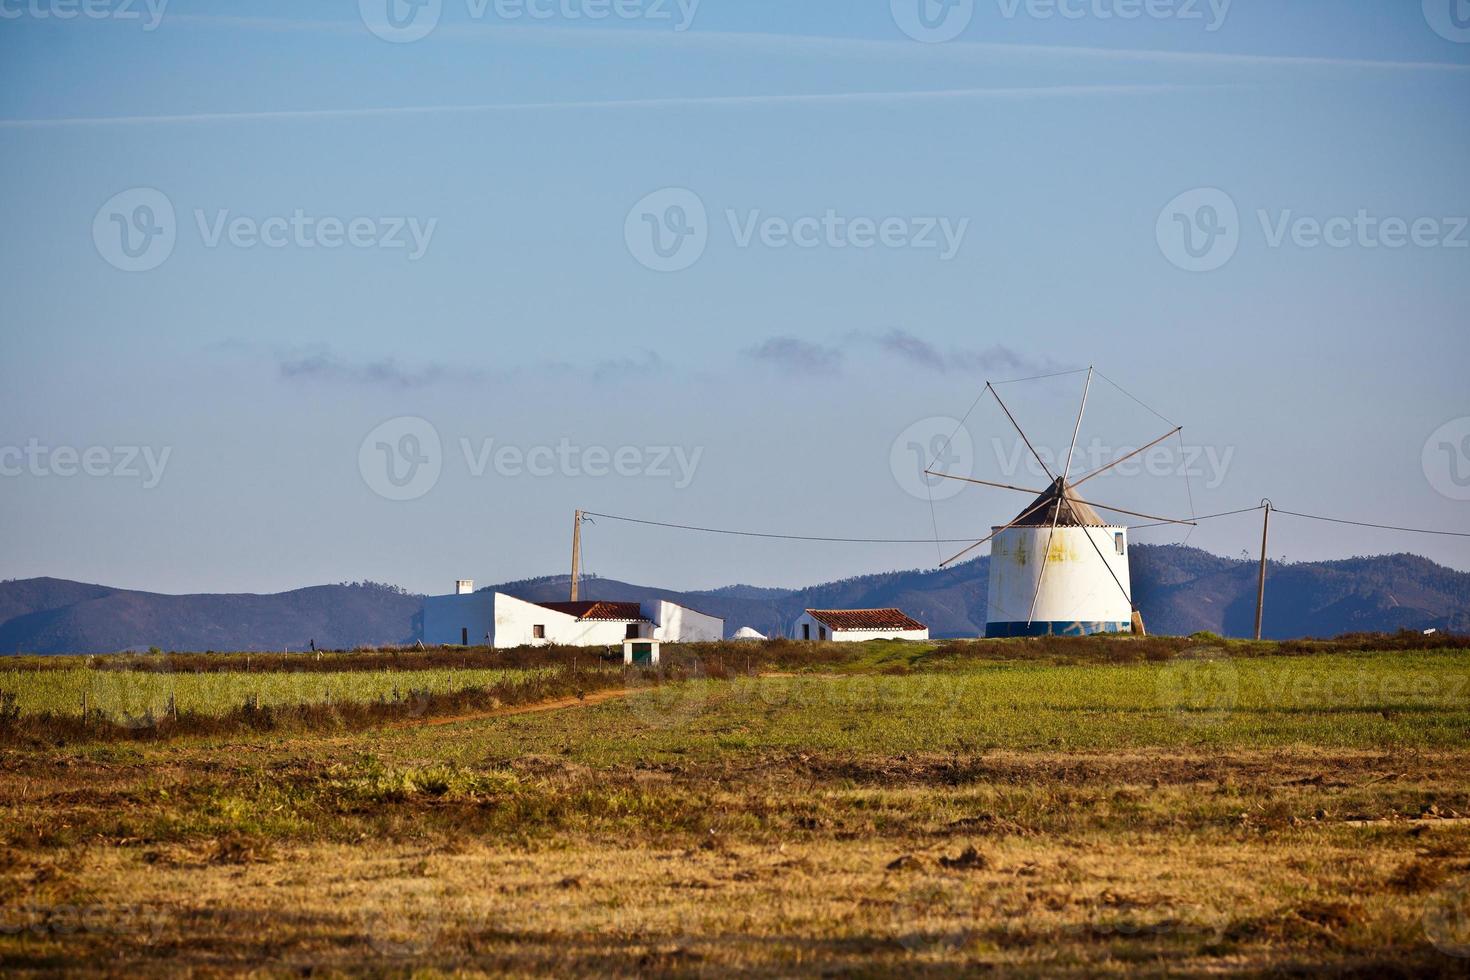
[
  {"left": 582, "top": 511, "right": 988, "bottom": 545},
  {"left": 1130, "top": 504, "right": 1266, "bottom": 531},
  {"left": 590, "top": 503, "right": 1470, "bottom": 548},
  {"left": 1273, "top": 508, "right": 1470, "bottom": 539}
]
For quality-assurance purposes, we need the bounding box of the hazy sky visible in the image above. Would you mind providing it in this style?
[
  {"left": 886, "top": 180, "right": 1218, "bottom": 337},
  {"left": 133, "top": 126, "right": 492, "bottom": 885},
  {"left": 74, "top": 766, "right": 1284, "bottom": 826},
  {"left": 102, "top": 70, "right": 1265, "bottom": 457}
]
[{"left": 1, "top": 0, "right": 1467, "bottom": 596}]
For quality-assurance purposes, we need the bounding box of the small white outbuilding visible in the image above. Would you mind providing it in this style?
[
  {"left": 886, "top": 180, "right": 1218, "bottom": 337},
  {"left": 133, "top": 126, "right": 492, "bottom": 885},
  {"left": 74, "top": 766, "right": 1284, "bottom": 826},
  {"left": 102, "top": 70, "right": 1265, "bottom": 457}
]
[
  {"left": 731, "top": 627, "right": 767, "bottom": 641},
  {"left": 793, "top": 609, "right": 929, "bottom": 643}
]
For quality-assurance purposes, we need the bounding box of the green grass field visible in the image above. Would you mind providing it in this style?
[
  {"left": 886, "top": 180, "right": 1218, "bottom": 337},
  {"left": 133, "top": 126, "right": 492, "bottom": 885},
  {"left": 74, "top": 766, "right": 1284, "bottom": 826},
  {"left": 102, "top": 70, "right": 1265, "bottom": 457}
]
[
  {"left": 1, "top": 665, "right": 563, "bottom": 722},
  {"left": 3, "top": 638, "right": 1469, "bottom": 976}
]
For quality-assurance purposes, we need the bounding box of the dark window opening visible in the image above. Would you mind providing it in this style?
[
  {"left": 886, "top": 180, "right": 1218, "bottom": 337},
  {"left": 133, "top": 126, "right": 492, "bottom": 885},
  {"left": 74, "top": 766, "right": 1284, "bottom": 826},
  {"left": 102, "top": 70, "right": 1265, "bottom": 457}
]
[
  {"left": 533, "top": 625, "right": 546, "bottom": 639},
  {"left": 802, "top": 623, "right": 810, "bottom": 640},
  {"left": 625, "top": 623, "right": 640, "bottom": 639},
  {"left": 1114, "top": 532, "right": 1126, "bottom": 555},
  {"left": 461, "top": 627, "right": 468, "bottom": 646}
]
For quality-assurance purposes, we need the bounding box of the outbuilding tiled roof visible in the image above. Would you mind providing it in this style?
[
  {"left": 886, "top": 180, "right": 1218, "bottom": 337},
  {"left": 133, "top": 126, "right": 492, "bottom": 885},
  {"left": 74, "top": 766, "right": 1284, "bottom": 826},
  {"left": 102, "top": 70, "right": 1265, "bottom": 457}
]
[
  {"left": 805, "top": 608, "right": 927, "bottom": 631},
  {"left": 539, "top": 601, "right": 651, "bottom": 622}
]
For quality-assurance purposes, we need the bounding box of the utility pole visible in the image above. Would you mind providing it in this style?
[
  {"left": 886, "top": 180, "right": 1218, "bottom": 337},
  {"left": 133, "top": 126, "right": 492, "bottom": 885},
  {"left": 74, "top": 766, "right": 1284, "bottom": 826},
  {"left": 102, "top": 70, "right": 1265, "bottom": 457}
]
[
  {"left": 1254, "top": 500, "right": 1272, "bottom": 641},
  {"left": 570, "top": 509, "right": 583, "bottom": 601}
]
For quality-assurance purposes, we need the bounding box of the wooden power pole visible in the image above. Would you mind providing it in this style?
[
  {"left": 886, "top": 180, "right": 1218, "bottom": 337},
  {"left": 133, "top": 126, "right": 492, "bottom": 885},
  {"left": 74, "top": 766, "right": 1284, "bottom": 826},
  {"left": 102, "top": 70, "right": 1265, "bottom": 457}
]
[
  {"left": 570, "top": 509, "right": 583, "bottom": 601},
  {"left": 1254, "top": 500, "right": 1272, "bottom": 641}
]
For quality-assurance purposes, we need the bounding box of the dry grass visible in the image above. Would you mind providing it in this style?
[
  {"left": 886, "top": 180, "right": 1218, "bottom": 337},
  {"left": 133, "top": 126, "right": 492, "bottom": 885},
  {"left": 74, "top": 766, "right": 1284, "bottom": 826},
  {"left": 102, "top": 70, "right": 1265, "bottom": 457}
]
[{"left": 2, "top": 643, "right": 1469, "bottom": 976}]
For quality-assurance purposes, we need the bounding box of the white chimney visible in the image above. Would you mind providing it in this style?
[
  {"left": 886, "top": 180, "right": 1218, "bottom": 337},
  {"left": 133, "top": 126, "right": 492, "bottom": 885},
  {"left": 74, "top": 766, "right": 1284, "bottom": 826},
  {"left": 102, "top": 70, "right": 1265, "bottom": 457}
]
[{"left": 456, "top": 579, "right": 474, "bottom": 595}]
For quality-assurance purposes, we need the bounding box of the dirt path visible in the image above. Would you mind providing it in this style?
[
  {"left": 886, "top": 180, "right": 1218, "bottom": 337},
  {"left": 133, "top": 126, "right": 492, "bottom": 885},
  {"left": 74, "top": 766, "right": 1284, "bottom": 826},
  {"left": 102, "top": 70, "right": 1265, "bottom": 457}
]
[{"left": 391, "top": 686, "right": 632, "bottom": 729}]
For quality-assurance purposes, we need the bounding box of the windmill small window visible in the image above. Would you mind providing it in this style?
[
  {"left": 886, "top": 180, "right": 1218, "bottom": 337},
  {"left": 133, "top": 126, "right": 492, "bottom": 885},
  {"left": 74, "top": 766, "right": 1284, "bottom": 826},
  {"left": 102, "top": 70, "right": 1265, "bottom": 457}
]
[{"left": 1114, "top": 532, "right": 1125, "bottom": 555}]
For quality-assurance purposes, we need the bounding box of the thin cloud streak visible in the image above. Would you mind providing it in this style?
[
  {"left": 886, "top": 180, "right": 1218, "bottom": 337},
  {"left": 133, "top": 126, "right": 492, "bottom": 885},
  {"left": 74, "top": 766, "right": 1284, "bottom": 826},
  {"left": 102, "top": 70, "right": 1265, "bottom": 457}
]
[
  {"left": 0, "top": 84, "right": 1231, "bottom": 129},
  {"left": 157, "top": 15, "right": 1470, "bottom": 74}
]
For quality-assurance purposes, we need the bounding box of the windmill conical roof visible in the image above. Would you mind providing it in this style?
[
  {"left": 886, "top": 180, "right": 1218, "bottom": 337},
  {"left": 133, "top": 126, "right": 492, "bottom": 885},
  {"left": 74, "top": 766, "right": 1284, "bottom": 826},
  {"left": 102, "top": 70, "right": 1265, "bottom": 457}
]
[{"left": 1010, "top": 477, "right": 1107, "bottom": 527}]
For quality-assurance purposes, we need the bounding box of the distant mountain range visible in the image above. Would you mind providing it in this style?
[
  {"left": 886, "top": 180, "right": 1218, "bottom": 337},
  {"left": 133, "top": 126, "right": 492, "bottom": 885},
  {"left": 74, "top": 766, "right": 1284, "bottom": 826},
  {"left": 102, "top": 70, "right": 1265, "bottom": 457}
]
[{"left": 2, "top": 545, "right": 1467, "bottom": 654}]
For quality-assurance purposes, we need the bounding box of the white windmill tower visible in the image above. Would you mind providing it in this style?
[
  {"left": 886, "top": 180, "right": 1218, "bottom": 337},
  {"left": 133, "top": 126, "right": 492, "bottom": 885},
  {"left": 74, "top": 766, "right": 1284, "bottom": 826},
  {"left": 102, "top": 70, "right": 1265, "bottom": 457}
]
[{"left": 928, "top": 368, "right": 1195, "bottom": 638}]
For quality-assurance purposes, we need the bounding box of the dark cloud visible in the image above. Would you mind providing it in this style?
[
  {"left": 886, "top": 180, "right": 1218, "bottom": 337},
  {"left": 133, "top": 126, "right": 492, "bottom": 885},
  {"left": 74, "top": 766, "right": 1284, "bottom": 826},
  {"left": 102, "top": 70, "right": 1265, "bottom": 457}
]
[
  {"left": 275, "top": 351, "right": 483, "bottom": 388},
  {"left": 868, "top": 330, "right": 1063, "bottom": 378},
  {"left": 590, "top": 349, "right": 666, "bottom": 381},
  {"left": 743, "top": 337, "right": 844, "bottom": 375}
]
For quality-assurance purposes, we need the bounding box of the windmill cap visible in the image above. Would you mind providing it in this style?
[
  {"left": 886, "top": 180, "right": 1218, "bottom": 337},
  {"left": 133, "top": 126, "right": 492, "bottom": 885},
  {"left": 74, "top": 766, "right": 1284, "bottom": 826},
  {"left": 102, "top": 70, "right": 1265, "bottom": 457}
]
[{"left": 1009, "top": 477, "right": 1109, "bottom": 527}]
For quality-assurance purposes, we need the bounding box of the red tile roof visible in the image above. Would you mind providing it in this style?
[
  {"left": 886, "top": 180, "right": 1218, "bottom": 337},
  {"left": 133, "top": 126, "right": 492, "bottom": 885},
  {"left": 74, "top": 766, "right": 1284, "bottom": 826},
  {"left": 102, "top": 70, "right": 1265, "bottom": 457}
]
[
  {"left": 538, "top": 601, "right": 650, "bottom": 622},
  {"left": 805, "top": 608, "right": 927, "bottom": 631}
]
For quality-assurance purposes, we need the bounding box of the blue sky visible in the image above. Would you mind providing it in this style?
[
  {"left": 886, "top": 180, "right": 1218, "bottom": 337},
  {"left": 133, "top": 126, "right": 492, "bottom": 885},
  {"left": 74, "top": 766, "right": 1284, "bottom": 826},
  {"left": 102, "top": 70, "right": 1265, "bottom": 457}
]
[{"left": 1, "top": 0, "right": 1467, "bottom": 596}]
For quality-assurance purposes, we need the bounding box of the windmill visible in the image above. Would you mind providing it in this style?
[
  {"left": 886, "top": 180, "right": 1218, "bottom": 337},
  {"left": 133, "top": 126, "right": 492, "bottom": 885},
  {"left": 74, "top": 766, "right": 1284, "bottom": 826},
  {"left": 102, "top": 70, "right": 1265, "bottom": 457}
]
[{"left": 928, "top": 367, "right": 1196, "bottom": 638}]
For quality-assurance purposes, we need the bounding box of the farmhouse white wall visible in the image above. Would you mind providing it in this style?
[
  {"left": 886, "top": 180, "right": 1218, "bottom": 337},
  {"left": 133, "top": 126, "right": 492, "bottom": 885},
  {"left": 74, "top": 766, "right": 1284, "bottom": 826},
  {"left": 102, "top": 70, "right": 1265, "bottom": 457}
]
[
  {"left": 423, "top": 592, "right": 494, "bottom": 647},
  {"left": 424, "top": 591, "right": 724, "bottom": 648},
  {"left": 645, "top": 599, "right": 722, "bottom": 643},
  {"left": 985, "top": 525, "right": 1132, "bottom": 634}
]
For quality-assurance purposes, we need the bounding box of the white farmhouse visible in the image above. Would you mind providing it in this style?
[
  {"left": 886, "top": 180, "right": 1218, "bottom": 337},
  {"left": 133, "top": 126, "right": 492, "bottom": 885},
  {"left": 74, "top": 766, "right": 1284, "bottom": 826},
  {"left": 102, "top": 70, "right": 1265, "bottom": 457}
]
[
  {"left": 422, "top": 582, "right": 723, "bottom": 648},
  {"left": 793, "top": 608, "right": 930, "bottom": 643}
]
